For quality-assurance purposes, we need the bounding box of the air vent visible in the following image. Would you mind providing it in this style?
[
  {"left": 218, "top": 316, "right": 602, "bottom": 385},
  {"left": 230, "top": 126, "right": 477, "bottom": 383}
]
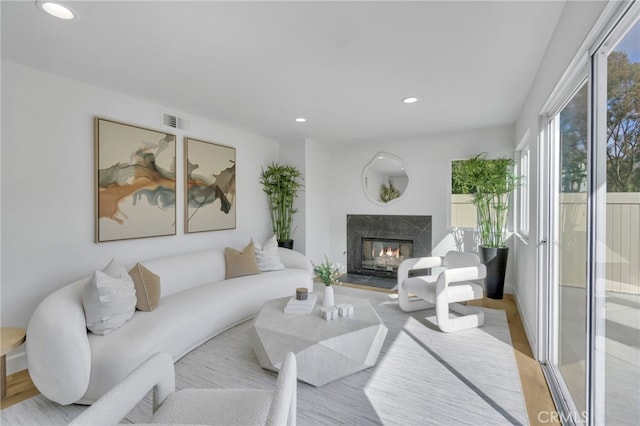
[
  {"left": 161, "top": 111, "right": 189, "bottom": 130},
  {"left": 163, "top": 113, "right": 177, "bottom": 128}
]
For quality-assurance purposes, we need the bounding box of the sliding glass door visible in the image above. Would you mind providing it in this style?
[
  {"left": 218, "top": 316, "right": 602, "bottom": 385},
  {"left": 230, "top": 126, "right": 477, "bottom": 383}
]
[
  {"left": 547, "top": 82, "right": 589, "bottom": 422},
  {"left": 594, "top": 17, "right": 640, "bottom": 425},
  {"left": 542, "top": 6, "right": 639, "bottom": 425}
]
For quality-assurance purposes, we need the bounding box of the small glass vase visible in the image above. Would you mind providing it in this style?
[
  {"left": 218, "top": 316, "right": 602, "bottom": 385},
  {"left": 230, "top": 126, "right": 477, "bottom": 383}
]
[{"left": 323, "top": 285, "right": 335, "bottom": 308}]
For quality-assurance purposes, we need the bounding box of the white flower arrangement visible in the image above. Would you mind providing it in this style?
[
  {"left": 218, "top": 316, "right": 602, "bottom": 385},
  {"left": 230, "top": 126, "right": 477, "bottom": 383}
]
[{"left": 312, "top": 257, "right": 344, "bottom": 286}]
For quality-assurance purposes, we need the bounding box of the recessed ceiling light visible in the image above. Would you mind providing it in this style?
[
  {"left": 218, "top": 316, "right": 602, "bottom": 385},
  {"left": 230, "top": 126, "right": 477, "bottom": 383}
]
[
  {"left": 402, "top": 97, "right": 418, "bottom": 104},
  {"left": 295, "top": 117, "right": 307, "bottom": 123},
  {"left": 36, "top": 1, "right": 77, "bottom": 20}
]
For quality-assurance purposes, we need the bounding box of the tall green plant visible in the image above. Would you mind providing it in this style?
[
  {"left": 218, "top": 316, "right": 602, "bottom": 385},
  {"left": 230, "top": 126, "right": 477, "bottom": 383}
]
[
  {"left": 452, "top": 153, "right": 521, "bottom": 248},
  {"left": 259, "top": 163, "right": 303, "bottom": 242}
]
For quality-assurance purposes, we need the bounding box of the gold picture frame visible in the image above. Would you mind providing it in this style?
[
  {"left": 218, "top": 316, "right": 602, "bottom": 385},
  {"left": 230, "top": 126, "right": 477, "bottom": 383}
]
[
  {"left": 95, "top": 117, "right": 177, "bottom": 242},
  {"left": 184, "top": 137, "right": 236, "bottom": 233}
]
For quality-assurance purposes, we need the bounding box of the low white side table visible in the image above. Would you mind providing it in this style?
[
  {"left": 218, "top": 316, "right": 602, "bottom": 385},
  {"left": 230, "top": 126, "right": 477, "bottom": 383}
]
[
  {"left": 249, "top": 294, "right": 387, "bottom": 387},
  {"left": 1, "top": 327, "right": 26, "bottom": 400}
]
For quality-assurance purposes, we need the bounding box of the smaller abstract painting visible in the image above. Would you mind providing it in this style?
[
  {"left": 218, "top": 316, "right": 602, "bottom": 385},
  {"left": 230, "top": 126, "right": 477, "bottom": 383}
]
[
  {"left": 184, "top": 137, "right": 236, "bottom": 233},
  {"left": 95, "top": 118, "right": 177, "bottom": 242}
]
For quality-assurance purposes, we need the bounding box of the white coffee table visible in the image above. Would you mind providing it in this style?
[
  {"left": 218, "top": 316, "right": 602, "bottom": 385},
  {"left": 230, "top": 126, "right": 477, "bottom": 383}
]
[{"left": 248, "top": 294, "right": 388, "bottom": 387}]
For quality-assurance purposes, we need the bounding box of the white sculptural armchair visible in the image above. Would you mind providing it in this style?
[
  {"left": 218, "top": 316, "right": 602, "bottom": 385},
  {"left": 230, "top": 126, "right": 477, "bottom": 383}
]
[
  {"left": 397, "top": 251, "right": 487, "bottom": 333},
  {"left": 70, "top": 351, "right": 297, "bottom": 426}
]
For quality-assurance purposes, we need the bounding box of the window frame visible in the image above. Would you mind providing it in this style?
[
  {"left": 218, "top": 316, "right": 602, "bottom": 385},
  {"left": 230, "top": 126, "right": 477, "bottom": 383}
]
[
  {"left": 448, "top": 151, "right": 518, "bottom": 232},
  {"left": 515, "top": 130, "right": 531, "bottom": 240}
]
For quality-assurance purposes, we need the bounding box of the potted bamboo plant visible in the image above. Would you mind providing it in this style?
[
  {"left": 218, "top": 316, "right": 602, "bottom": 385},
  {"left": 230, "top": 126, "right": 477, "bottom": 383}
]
[
  {"left": 452, "top": 153, "right": 521, "bottom": 299},
  {"left": 259, "top": 163, "right": 304, "bottom": 249}
]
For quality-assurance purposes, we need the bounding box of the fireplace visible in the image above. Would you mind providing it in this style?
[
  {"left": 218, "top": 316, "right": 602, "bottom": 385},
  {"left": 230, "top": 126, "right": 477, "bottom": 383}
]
[
  {"left": 346, "top": 214, "right": 431, "bottom": 281},
  {"left": 361, "top": 237, "right": 413, "bottom": 274}
]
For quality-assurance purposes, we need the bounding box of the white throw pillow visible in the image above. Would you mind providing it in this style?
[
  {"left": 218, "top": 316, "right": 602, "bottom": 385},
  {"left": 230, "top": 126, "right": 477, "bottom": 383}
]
[
  {"left": 252, "top": 235, "right": 285, "bottom": 272},
  {"left": 82, "top": 259, "right": 137, "bottom": 335}
]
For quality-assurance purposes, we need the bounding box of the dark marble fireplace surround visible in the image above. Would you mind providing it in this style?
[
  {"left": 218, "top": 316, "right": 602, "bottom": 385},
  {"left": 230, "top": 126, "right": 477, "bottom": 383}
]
[{"left": 346, "top": 215, "right": 432, "bottom": 284}]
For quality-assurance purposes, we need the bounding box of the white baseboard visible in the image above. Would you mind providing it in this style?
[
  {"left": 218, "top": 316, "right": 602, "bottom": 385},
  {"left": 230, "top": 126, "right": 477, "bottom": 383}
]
[
  {"left": 504, "top": 282, "right": 514, "bottom": 294},
  {"left": 514, "top": 292, "right": 538, "bottom": 359},
  {"left": 6, "top": 350, "right": 27, "bottom": 375}
]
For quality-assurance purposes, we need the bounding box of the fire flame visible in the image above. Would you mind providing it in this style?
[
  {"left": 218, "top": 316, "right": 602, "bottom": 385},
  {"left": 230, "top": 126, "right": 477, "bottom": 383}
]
[{"left": 378, "top": 247, "right": 400, "bottom": 258}]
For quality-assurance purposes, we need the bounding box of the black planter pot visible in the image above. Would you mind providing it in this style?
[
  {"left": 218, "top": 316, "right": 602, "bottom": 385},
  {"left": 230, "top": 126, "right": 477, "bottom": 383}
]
[
  {"left": 479, "top": 246, "right": 509, "bottom": 300},
  {"left": 278, "top": 239, "right": 294, "bottom": 250}
]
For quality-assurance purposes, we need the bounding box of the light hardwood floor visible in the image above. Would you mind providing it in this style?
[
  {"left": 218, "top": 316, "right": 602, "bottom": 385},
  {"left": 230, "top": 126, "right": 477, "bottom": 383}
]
[
  {"left": 0, "top": 369, "right": 37, "bottom": 410},
  {"left": 0, "top": 288, "right": 559, "bottom": 425}
]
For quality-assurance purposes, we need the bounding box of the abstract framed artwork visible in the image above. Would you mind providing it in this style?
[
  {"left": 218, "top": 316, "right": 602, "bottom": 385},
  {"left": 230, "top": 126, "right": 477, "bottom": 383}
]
[
  {"left": 95, "top": 118, "right": 177, "bottom": 242},
  {"left": 184, "top": 137, "right": 236, "bottom": 233}
]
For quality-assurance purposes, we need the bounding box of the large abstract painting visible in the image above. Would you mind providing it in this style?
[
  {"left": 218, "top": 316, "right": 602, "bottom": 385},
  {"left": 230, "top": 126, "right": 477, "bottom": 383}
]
[
  {"left": 184, "top": 137, "right": 236, "bottom": 233},
  {"left": 95, "top": 118, "right": 177, "bottom": 242}
]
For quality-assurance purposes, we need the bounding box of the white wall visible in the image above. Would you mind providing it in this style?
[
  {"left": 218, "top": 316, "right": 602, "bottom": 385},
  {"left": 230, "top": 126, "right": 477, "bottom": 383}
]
[
  {"left": 1, "top": 61, "right": 281, "bottom": 371},
  {"left": 327, "top": 125, "right": 516, "bottom": 283},
  {"left": 304, "top": 139, "right": 331, "bottom": 264},
  {"left": 513, "top": 0, "right": 607, "bottom": 358}
]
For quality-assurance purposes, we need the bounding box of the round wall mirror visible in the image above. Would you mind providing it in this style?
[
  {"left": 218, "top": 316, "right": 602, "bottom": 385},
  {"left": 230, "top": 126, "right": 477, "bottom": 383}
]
[{"left": 362, "top": 152, "right": 409, "bottom": 205}]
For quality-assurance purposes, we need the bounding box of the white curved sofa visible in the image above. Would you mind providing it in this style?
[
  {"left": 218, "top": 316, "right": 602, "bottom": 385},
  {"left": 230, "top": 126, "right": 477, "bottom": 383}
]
[{"left": 26, "top": 247, "right": 313, "bottom": 405}]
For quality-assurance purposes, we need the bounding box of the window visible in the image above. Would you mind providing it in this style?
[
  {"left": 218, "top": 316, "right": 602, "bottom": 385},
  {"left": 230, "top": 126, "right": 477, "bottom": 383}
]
[
  {"left": 450, "top": 159, "right": 477, "bottom": 229},
  {"left": 450, "top": 155, "right": 518, "bottom": 236},
  {"left": 517, "top": 147, "right": 530, "bottom": 237},
  {"left": 597, "top": 16, "right": 640, "bottom": 425}
]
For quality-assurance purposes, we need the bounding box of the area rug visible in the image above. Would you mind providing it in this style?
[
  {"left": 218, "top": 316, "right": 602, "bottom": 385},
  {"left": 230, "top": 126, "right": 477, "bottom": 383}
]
[{"left": 1, "top": 285, "right": 528, "bottom": 425}]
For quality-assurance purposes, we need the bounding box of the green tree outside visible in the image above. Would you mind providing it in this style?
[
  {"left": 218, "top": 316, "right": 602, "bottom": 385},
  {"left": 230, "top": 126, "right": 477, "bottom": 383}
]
[{"left": 607, "top": 51, "right": 640, "bottom": 192}]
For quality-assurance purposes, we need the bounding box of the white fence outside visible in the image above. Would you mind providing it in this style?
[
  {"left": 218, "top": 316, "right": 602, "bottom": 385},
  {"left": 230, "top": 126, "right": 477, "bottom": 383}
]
[
  {"left": 451, "top": 194, "right": 477, "bottom": 228},
  {"left": 605, "top": 193, "right": 640, "bottom": 294}
]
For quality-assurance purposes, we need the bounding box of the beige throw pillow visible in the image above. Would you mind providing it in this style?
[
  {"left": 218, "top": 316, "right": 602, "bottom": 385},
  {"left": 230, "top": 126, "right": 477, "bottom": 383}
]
[
  {"left": 225, "top": 242, "right": 261, "bottom": 279},
  {"left": 128, "top": 263, "right": 161, "bottom": 311}
]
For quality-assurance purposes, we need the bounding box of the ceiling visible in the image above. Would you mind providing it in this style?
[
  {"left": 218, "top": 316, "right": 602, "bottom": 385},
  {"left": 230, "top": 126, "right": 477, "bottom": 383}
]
[{"left": 2, "top": 1, "right": 566, "bottom": 144}]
